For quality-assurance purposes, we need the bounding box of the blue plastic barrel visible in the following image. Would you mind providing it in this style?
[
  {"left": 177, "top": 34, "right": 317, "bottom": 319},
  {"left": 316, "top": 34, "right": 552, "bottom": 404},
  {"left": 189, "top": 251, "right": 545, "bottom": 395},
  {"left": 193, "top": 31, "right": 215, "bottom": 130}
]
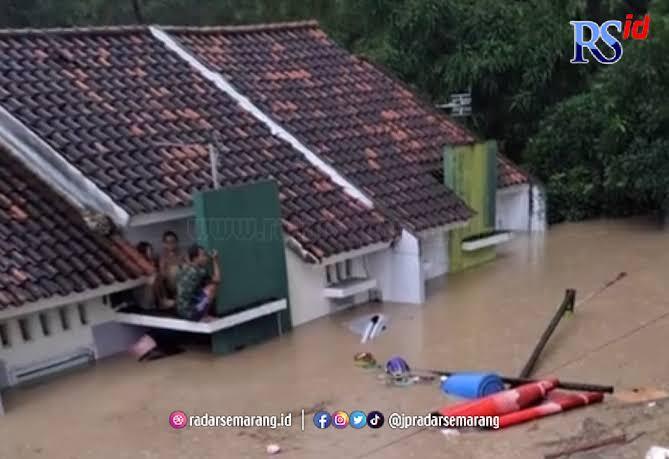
[{"left": 440, "top": 372, "right": 504, "bottom": 399}]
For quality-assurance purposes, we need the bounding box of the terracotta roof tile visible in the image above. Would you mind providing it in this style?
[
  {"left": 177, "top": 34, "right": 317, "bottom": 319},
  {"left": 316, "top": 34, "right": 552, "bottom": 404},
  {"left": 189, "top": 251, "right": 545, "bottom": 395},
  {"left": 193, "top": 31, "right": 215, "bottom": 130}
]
[
  {"left": 0, "top": 145, "right": 153, "bottom": 309},
  {"left": 0, "top": 28, "right": 398, "bottom": 261},
  {"left": 497, "top": 154, "right": 530, "bottom": 188},
  {"left": 170, "top": 23, "right": 476, "bottom": 232},
  {"left": 170, "top": 22, "right": 529, "bottom": 196}
]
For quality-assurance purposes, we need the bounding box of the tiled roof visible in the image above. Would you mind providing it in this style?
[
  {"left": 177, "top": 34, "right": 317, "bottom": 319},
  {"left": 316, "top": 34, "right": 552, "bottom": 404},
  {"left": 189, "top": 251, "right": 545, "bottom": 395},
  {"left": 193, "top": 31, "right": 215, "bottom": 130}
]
[
  {"left": 170, "top": 22, "right": 529, "bottom": 195},
  {"left": 0, "top": 144, "right": 154, "bottom": 309},
  {"left": 0, "top": 27, "right": 397, "bottom": 261},
  {"left": 497, "top": 154, "right": 530, "bottom": 188},
  {"left": 169, "top": 22, "right": 476, "bottom": 232}
]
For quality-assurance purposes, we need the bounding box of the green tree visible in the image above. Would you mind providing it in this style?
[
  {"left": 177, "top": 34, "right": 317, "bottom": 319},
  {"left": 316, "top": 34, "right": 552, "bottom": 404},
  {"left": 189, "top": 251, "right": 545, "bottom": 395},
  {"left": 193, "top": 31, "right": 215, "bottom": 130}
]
[{"left": 527, "top": 3, "right": 669, "bottom": 223}]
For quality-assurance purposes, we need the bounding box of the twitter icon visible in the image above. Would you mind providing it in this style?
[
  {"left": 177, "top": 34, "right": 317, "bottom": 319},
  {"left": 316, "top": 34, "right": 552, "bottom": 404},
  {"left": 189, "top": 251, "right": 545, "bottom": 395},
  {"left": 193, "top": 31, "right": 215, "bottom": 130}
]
[{"left": 349, "top": 411, "right": 367, "bottom": 429}]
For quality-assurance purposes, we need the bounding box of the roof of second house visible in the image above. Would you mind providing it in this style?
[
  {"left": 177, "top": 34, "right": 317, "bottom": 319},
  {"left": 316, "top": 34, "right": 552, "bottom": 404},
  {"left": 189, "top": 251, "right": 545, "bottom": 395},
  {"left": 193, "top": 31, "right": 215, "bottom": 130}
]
[
  {"left": 169, "top": 21, "right": 476, "bottom": 232},
  {"left": 0, "top": 144, "right": 154, "bottom": 310},
  {"left": 497, "top": 154, "right": 531, "bottom": 188},
  {"left": 0, "top": 27, "right": 398, "bottom": 261}
]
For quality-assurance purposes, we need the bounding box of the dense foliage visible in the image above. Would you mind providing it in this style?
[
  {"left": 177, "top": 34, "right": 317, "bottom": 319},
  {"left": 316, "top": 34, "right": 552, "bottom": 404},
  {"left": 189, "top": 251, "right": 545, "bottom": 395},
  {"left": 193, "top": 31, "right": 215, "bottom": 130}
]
[
  {"left": 527, "top": 2, "right": 669, "bottom": 222},
  {"left": 0, "top": 0, "right": 665, "bottom": 224}
]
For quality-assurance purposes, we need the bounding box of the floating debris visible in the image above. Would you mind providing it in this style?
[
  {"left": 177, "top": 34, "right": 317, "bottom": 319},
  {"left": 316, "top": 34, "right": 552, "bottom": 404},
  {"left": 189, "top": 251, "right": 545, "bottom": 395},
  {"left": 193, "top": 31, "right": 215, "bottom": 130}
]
[
  {"left": 354, "top": 352, "right": 378, "bottom": 368},
  {"left": 348, "top": 314, "right": 389, "bottom": 343},
  {"left": 266, "top": 444, "right": 281, "bottom": 455}
]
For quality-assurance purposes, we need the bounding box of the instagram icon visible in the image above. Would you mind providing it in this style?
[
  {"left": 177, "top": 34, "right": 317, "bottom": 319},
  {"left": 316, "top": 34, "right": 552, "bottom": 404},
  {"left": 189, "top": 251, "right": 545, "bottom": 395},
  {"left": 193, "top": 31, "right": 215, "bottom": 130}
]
[{"left": 332, "top": 411, "right": 349, "bottom": 429}]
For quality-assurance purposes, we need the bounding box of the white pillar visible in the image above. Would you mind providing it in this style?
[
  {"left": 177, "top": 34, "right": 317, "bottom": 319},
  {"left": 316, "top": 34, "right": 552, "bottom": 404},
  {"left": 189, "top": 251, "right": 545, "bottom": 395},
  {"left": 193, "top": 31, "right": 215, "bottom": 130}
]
[
  {"left": 45, "top": 308, "right": 63, "bottom": 334},
  {"left": 61, "top": 305, "right": 79, "bottom": 330},
  {"left": 24, "top": 314, "right": 44, "bottom": 341}
]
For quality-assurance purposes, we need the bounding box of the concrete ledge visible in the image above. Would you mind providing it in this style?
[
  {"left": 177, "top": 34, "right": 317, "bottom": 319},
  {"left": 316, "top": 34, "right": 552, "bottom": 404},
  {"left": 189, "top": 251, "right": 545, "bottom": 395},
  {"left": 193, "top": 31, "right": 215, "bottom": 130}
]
[
  {"left": 115, "top": 299, "right": 287, "bottom": 333},
  {"left": 462, "top": 232, "right": 513, "bottom": 252},
  {"left": 323, "top": 278, "right": 377, "bottom": 299}
]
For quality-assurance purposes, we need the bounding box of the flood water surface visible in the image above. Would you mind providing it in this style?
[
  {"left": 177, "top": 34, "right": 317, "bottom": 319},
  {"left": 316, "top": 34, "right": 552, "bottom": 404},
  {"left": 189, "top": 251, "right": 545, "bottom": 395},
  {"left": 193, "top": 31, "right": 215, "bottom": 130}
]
[{"left": 2, "top": 218, "right": 669, "bottom": 458}]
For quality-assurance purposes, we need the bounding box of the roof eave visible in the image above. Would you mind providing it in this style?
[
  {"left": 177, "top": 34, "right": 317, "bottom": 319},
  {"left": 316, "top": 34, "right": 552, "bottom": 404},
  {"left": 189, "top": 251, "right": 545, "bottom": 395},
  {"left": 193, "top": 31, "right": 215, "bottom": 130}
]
[{"left": 0, "top": 278, "right": 149, "bottom": 320}]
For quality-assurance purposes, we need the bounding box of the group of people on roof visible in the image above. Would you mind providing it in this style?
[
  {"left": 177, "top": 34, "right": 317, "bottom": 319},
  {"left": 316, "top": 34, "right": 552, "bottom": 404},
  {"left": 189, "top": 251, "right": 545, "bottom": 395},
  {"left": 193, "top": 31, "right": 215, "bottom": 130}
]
[{"left": 134, "top": 231, "right": 221, "bottom": 323}]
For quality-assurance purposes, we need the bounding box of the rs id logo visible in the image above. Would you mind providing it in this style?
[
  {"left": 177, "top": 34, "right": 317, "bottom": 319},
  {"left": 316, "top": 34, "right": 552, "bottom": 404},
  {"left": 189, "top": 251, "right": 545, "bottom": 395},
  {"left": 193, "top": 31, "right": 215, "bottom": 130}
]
[{"left": 570, "top": 14, "right": 650, "bottom": 64}]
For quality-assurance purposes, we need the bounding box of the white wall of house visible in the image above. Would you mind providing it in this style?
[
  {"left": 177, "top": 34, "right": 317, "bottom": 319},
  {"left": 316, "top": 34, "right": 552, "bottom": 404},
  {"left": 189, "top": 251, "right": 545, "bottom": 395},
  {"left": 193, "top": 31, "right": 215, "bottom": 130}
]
[
  {"left": 420, "top": 231, "right": 450, "bottom": 280},
  {"left": 530, "top": 184, "right": 547, "bottom": 232},
  {"left": 496, "top": 184, "right": 530, "bottom": 231},
  {"left": 368, "top": 230, "right": 425, "bottom": 304},
  {"left": 286, "top": 249, "right": 329, "bottom": 327},
  {"left": 496, "top": 184, "right": 547, "bottom": 233},
  {"left": 288, "top": 249, "right": 381, "bottom": 326},
  {"left": 0, "top": 296, "right": 115, "bottom": 386}
]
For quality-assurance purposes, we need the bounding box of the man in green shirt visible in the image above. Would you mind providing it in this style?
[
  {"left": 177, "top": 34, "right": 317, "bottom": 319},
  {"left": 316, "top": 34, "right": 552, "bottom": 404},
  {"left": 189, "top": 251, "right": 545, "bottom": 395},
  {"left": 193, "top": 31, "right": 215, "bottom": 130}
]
[{"left": 176, "top": 244, "right": 221, "bottom": 321}]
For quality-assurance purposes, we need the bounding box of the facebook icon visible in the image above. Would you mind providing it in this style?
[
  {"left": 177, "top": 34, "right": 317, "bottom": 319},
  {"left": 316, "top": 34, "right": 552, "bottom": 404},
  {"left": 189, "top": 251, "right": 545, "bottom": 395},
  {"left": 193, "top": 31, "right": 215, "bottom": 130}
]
[{"left": 313, "top": 411, "right": 332, "bottom": 429}]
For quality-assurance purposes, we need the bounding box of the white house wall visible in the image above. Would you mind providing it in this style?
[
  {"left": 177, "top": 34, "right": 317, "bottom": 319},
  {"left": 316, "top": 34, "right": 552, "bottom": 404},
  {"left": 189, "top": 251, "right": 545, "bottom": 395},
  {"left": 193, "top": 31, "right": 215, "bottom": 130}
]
[
  {"left": 496, "top": 184, "right": 547, "bottom": 232},
  {"left": 0, "top": 297, "right": 114, "bottom": 384},
  {"left": 496, "top": 185, "right": 531, "bottom": 232},
  {"left": 368, "top": 230, "right": 425, "bottom": 304},
  {"left": 530, "top": 184, "right": 547, "bottom": 232},
  {"left": 420, "top": 231, "right": 449, "bottom": 280},
  {"left": 286, "top": 248, "right": 329, "bottom": 327}
]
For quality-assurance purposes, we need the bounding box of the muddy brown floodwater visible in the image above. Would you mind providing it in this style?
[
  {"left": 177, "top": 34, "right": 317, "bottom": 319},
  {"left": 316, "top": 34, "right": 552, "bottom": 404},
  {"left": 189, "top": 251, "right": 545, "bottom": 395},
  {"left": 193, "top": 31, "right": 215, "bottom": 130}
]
[{"left": 2, "top": 218, "right": 669, "bottom": 459}]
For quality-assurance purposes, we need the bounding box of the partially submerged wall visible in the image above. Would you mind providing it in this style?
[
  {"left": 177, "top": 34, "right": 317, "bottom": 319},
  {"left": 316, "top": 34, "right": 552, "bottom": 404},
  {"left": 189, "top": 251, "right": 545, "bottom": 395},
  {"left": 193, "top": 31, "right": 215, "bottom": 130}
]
[
  {"left": 286, "top": 249, "right": 328, "bottom": 326},
  {"left": 368, "top": 230, "right": 425, "bottom": 304},
  {"left": 496, "top": 184, "right": 530, "bottom": 231},
  {"left": 421, "top": 231, "right": 450, "bottom": 280},
  {"left": 0, "top": 297, "right": 114, "bottom": 384},
  {"left": 445, "top": 141, "right": 498, "bottom": 272}
]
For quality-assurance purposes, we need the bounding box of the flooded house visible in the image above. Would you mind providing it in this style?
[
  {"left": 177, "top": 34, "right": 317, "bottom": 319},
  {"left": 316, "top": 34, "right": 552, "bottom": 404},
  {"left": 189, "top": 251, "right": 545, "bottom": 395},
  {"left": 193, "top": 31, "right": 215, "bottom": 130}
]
[
  {"left": 0, "top": 22, "right": 544, "bottom": 411},
  {"left": 0, "top": 145, "right": 154, "bottom": 414}
]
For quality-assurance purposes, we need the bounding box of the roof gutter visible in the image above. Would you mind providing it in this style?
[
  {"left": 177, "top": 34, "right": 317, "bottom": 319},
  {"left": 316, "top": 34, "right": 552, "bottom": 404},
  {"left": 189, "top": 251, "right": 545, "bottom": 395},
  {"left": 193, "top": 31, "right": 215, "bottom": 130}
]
[
  {"left": 149, "top": 26, "right": 373, "bottom": 209},
  {"left": 0, "top": 105, "right": 130, "bottom": 226}
]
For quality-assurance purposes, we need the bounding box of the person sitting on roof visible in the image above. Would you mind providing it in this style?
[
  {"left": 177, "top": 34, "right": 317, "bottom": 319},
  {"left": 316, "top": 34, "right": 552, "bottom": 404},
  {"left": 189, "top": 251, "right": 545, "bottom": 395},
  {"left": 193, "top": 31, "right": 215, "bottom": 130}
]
[
  {"left": 156, "top": 230, "right": 185, "bottom": 309},
  {"left": 134, "top": 241, "right": 159, "bottom": 309},
  {"left": 175, "top": 244, "right": 221, "bottom": 322}
]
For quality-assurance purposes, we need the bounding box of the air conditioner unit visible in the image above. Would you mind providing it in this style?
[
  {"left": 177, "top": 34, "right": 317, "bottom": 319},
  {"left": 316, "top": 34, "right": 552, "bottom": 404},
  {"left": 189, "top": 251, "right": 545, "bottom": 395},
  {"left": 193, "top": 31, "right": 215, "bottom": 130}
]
[{"left": 9, "top": 347, "right": 95, "bottom": 386}]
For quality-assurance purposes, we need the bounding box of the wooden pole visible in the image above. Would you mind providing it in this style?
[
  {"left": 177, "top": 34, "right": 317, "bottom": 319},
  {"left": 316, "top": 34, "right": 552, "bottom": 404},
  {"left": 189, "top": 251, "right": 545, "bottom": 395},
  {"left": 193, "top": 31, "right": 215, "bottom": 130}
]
[{"left": 519, "top": 289, "right": 576, "bottom": 378}]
